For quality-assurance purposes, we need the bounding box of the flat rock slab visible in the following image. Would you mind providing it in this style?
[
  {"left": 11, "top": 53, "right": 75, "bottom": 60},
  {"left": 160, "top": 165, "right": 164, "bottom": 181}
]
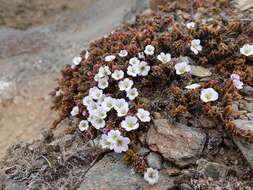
[
  {"left": 233, "top": 120, "right": 253, "bottom": 169},
  {"left": 78, "top": 153, "right": 175, "bottom": 190},
  {"left": 147, "top": 119, "right": 206, "bottom": 167}
]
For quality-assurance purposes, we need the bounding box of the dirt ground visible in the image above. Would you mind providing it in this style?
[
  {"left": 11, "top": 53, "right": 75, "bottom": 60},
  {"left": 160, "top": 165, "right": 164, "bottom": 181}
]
[{"left": 0, "top": 0, "right": 95, "bottom": 30}]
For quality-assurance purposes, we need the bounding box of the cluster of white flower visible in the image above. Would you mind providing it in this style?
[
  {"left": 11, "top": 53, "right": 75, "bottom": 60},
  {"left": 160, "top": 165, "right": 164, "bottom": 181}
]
[
  {"left": 99, "top": 130, "right": 130, "bottom": 153},
  {"left": 191, "top": 39, "right": 202, "bottom": 55},
  {"left": 231, "top": 74, "right": 244, "bottom": 90}
]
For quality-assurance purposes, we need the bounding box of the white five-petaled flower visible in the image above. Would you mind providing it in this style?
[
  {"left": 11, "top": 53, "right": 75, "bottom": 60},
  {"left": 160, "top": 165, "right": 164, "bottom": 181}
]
[
  {"left": 111, "top": 70, "right": 124, "bottom": 80},
  {"left": 87, "top": 102, "right": 99, "bottom": 115},
  {"left": 70, "top": 106, "right": 79, "bottom": 116},
  {"left": 144, "top": 168, "right": 159, "bottom": 185},
  {"left": 90, "top": 116, "right": 106, "bottom": 129},
  {"left": 94, "top": 107, "right": 107, "bottom": 119},
  {"left": 231, "top": 74, "right": 243, "bottom": 89},
  {"left": 240, "top": 44, "right": 253, "bottom": 56},
  {"left": 144, "top": 45, "right": 155, "bottom": 55},
  {"left": 137, "top": 61, "right": 150, "bottom": 76},
  {"left": 119, "top": 78, "right": 134, "bottom": 91},
  {"left": 114, "top": 98, "right": 128, "bottom": 110},
  {"left": 136, "top": 108, "right": 151, "bottom": 122},
  {"left": 233, "top": 79, "right": 244, "bottom": 89},
  {"left": 157, "top": 52, "right": 171, "bottom": 63},
  {"left": 113, "top": 136, "right": 130, "bottom": 153},
  {"left": 190, "top": 39, "right": 202, "bottom": 55},
  {"left": 105, "top": 55, "right": 116, "bottom": 62},
  {"left": 99, "top": 134, "right": 114, "bottom": 150},
  {"left": 73, "top": 56, "right": 82, "bottom": 65},
  {"left": 129, "top": 57, "right": 140, "bottom": 65},
  {"left": 78, "top": 120, "right": 89, "bottom": 131},
  {"left": 231, "top": 74, "right": 240, "bottom": 81},
  {"left": 98, "top": 77, "right": 109, "bottom": 89},
  {"left": 83, "top": 96, "right": 94, "bottom": 106},
  {"left": 117, "top": 106, "right": 129, "bottom": 117},
  {"left": 89, "top": 87, "right": 103, "bottom": 100},
  {"left": 200, "top": 88, "right": 219, "bottom": 103},
  {"left": 186, "top": 22, "right": 195, "bottom": 29},
  {"left": 94, "top": 74, "right": 100, "bottom": 82},
  {"left": 101, "top": 97, "right": 115, "bottom": 111},
  {"left": 121, "top": 116, "right": 139, "bottom": 131},
  {"left": 127, "top": 65, "right": 140, "bottom": 77},
  {"left": 175, "top": 62, "right": 191, "bottom": 75},
  {"left": 185, "top": 83, "right": 201, "bottom": 90},
  {"left": 98, "top": 66, "right": 111, "bottom": 78},
  {"left": 126, "top": 88, "right": 139, "bottom": 100},
  {"left": 119, "top": 50, "right": 128, "bottom": 57},
  {"left": 107, "top": 130, "right": 121, "bottom": 143}
]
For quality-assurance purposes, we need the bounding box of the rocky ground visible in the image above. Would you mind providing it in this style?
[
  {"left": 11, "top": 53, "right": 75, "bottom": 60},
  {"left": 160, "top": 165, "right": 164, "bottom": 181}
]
[{"left": 0, "top": 0, "right": 253, "bottom": 190}]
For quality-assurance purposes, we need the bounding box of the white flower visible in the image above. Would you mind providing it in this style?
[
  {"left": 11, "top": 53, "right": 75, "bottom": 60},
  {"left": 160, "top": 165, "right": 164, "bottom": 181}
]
[
  {"left": 200, "top": 88, "right": 219, "bottom": 102},
  {"left": 101, "top": 97, "right": 115, "bottom": 111},
  {"left": 119, "top": 78, "right": 134, "bottom": 91},
  {"left": 83, "top": 96, "right": 94, "bottom": 106},
  {"left": 107, "top": 130, "right": 121, "bottom": 143},
  {"left": 144, "top": 45, "right": 155, "bottom": 55},
  {"left": 190, "top": 39, "right": 202, "bottom": 55},
  {"left": 55, "top": 89, "right": 63, "bottom": 96},
  {"left": 157, "top": 52, "right": 171, "bottom": 63},
  {"left": 117, "top": 106, "right": 129, "bottom": 117},
  {"left": 89, "top": 87, "right": 103, "bottom": 100},
  {"left": 114, "top": 98, "right": 128, "bottom": 111},
  {"left": 129, "top": 57, "right": 140, "bottom": 65},
  {"left": 70, "top": 106, "right": 79, "bottom": 116},
  {"left": 126, "top": 88, "right": 139, "bottom": 100},
  {"left": 185, "top": 83, "right": 201, "bottom": 89},
  {"left": 240, "top": 44, "right": 253, "bottom": 56},
  {"left": 121, "top": 116, "right": 139, "bottom": 131},
  {"left": 233, "top": 79, "right": 244, "bottom": 89},
  {"left": 94, "top": 74, "right": 100, "bottom": 82},
  {"left": 73, "top": 56, "right": 82, "bottom": 65},
  {"left": 127, "top": 65, "right": 140, "bottom": 77},
  {"left": 90, "top": 116, "right": 106, "bottom": 129},
  {"left": 175, "top": 62, "right": 191, "bottom": 75},
  {"left": 85, "top": 51, "right": 89, "bottom": 60},
  {"left": 99, "top": 134, "right": 114, "bottom": 150},
  {"left": 79, "top": 120, "right": 89, "bottom": 131},
  {"left": 98, "top": 77, "right": 109, "bottom": 89},
  {"left": 119, "top": 50, "right": 128, "bottom": 57},
  {"left": 144, "top": 168, "right": 159, "bottom": 185},
  {"left": 137, "top": 61, "right": 150, "bottom": 76},
  {"left": 98, "top": 66, "right": 111, "bottom": 78},
  {"left": 230, "top": 74, "right": 240, "bottom": 81},
  {"left": 138, "top": 52, "right": 145, "bottom": 59},
  {"left": 94, "top": 107, "right": 107, "bottom": 119},
  {"left": 105, "top": 55, "right": 116, "bottom": 62},
  {"left": 136, "top": 108, "right": 151, "bottom": 122},
  {"left": 97, "top": 94, "right": 106, "bottom": 105},
  {"left": 112, "top": 70, "right": 124, "bottom": 80},
  {"left": 87, "top": 102, "right": 99, "bottom": 114},
  {"left": 186, "top": 22, "right": 195, "bottom": 29},
  {"left": 113, "top": 136, "right": 130, "bottom": 153}
]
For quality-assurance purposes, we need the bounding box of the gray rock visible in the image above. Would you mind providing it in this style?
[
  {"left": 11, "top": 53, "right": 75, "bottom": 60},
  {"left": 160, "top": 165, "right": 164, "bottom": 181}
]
[
  {"left": 137, "top": 146, "right": 150, "bottom": 157},
  {"left": 62, "top": 134, "right": 75, "bottom": 148},
  {"left": 197, "top": 159, "right": 229, "bottom": 180},
  {"left": 239, "top": 99, "right": 253, "bottom": 113},
  {"left": 0, "top": 172, "right": 26, "bottom": 190},
  {"left": 241, "top": 85, "right": 253, "bottom": 96},
  {"left": 146, "top": 152, "right": 162, "bottom": 170},
  {"left": 190, "top": 66, "right": 212, "bottom": 77},
  {"left": 147, "top": 119, "right": 206, "bottom": 167},
  {"left": 232, "top": 120, "right": 253, "bottom": 169},
  {"left": 78, "top": 153, "right": 175, "bottom": 190}
]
